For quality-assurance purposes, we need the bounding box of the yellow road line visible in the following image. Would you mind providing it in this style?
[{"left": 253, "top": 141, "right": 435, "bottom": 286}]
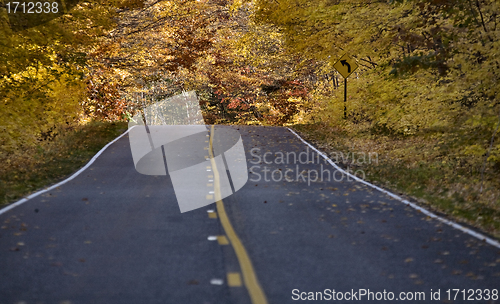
[
  {"left": 217, "top": 235, "right": 229, "bottom": 245},
  {"left": 208, "top": 125, "right": 268, "bottom": 304},
  {"left": 227, "top": 272, "right": 243, "bottom": 287}
]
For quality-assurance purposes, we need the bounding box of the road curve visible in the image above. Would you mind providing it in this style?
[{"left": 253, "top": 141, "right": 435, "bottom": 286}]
[{"left": 0, "top": 125, "right": 499, "bottom": 304}]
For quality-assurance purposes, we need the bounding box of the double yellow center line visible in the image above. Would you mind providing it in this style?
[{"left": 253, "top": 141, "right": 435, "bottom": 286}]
[{"left": 208, "top": 125, "right": 268, "bottom": 304}]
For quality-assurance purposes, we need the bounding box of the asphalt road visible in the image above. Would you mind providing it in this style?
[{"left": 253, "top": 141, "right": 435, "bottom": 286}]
[{"left": 0, "top": 125, "right": 499, "bottom": 304}]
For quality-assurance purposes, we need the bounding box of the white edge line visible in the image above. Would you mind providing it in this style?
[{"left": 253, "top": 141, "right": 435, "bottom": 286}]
[
  {"left": 0, "top": 127, "right": 132, "bottom": 216},
  {"left": 287, "top": 127, "right": 500, "bottom": 249}
]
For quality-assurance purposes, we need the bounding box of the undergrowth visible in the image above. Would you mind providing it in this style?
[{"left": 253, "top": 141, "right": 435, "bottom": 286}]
[
  {"left": 0, "top": 121, "right": 128, "bottom": 206},
  {"left": 292, "top": 122, "right": 500, "bottom": 239}
]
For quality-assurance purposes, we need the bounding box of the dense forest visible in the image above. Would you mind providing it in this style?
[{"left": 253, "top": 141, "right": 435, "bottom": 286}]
[{"left": 1, "top": 0, "right": 499, "bottom": 234}]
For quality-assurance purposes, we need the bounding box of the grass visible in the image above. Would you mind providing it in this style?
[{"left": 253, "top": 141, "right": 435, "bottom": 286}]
[
  {"left": 2, "top": 117, "right": 498, "bottom": 239},
  {"left": 0, "top": 121, "right": 128, "bottom": 207},
  {"left": 292, "top": 122, "right": 500, "bottom": 239}
]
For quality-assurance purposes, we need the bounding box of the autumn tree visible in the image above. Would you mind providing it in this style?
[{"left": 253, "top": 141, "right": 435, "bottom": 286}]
[
  {"left": 0, "top": 0, "right": 146, "bottom": 160},
  {"left": 84, "top": 0, "right": 316, "bottom": 125}
]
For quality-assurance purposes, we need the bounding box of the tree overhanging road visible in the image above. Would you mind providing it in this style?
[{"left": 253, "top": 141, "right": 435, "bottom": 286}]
[{"left": 1, "top": 125, "right": 499, "bottom": 304}]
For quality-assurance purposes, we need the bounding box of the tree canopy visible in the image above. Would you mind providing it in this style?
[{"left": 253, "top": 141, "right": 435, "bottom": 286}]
[{"left": 1, "top": 0, "right": 499, "bottom": 165}]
